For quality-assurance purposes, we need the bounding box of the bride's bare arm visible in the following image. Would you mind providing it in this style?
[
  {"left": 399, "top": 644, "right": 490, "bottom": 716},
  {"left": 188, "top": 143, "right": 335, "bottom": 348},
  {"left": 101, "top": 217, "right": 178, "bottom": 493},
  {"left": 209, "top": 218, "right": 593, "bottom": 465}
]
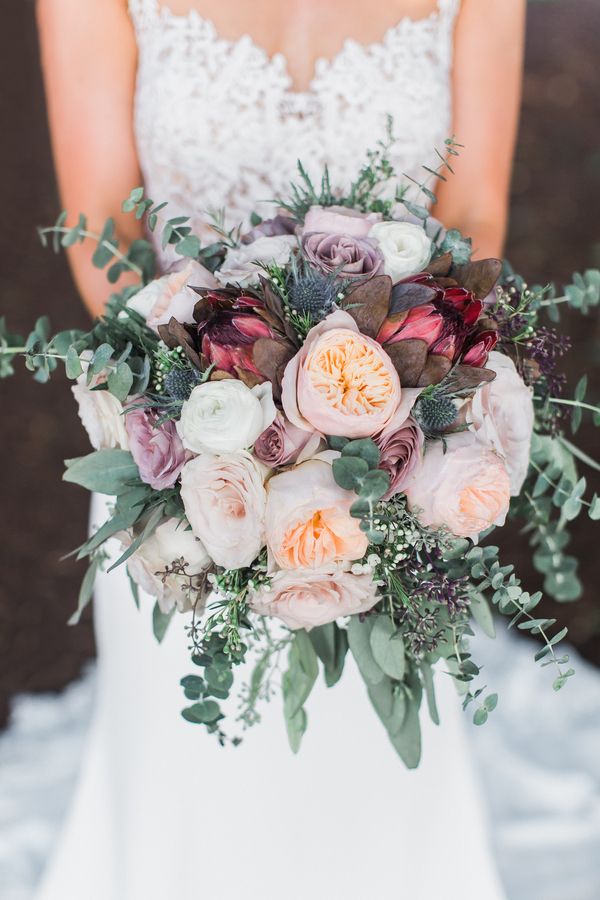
[
  {"left": 37, "top": 0, "right": 143, "bottom": 317},
  {"left": 435, "top": 0, "right": 526, "bottom": 259}
]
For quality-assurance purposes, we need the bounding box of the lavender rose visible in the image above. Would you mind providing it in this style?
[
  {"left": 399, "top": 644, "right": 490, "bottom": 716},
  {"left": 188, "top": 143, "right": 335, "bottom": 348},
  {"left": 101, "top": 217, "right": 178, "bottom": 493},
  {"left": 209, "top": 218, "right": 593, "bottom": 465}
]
[
  {"left": 375, "top": 416, "right": 424, "bottom": 499},
  {"left": 125, "top": 407, "right": 189, "bottom": 490},
  {"left": 302, "top": 232, "right": 384, "bottom": 279},
  {"left": 302, "top": 205, "right": 381, "bottom": 238},
  {"left": 253, "top": 411, "right": 322, "bottom": 468}
]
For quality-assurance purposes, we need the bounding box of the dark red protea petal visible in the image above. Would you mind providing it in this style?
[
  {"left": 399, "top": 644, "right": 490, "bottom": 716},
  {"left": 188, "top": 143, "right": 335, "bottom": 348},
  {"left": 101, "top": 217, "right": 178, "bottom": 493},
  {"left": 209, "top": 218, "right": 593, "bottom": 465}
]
[{"left": 461, "top": 330, "right": 498, "bottom": 367}]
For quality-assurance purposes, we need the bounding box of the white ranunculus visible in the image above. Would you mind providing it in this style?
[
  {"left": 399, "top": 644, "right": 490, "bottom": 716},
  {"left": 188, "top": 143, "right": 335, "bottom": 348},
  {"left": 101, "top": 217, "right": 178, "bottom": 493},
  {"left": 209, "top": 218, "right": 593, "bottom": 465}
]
[
  {"left": 368, "top": 221, "right": 433, "bottom": 282},
  {"left": 467, "top": 351, "right": 534, "bottom": 495},
  {"left": 214, "top": 235, "right": 296, "bottom": 288},
  {"left": 125, "top": 518, "right": 211, "bottom": 614},
  {"left": 72, "top": 377, "right": 129, "bottom": 450},
  {"left": 180, "top": 451, "right": 267, "bottom": 569},
  {"left": 122, "top": 261, "right": 217, "bottom": 331},
  {"left": 176, "top": 380, "right": 276, "bottom": 455}
]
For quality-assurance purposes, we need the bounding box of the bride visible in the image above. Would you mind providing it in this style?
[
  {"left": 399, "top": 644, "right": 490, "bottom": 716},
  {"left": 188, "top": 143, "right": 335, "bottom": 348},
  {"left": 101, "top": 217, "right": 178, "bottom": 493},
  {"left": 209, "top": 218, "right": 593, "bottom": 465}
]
[{"left": 36, "top": 1, "right": 525, "bottom": 897}]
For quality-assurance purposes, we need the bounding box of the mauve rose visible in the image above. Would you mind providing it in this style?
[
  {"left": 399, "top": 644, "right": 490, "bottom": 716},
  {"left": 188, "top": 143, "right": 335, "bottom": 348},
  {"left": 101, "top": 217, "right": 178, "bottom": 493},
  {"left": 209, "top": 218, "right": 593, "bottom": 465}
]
[
  {"left": 253, "top": 411, "right": 322, "bottom": 468},
  {"left": 302, "top": 232, "right": 384, "bottom": 279},
  {"left": 375, "top": 416, "right": 424, "bottom": 499},
  {"left": 302, "top": 205, "right": 381, "bottom": 239},
  {"left": 125, "top": 407, "right": 189, "bottom": 490}
]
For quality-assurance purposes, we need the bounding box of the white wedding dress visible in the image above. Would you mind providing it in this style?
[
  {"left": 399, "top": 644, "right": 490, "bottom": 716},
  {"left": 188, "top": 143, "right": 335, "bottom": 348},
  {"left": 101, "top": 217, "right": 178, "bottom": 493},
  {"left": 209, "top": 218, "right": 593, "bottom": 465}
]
[{"left": 36, "top": 2, "right": 507, "bottom": 898}]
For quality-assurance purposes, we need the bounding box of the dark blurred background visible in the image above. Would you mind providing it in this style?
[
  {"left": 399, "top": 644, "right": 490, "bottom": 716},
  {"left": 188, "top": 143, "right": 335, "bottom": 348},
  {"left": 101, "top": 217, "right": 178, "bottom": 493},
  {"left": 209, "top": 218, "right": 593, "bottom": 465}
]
[{"left": 0, "top": 0, "right": 599, "bottom": 727}]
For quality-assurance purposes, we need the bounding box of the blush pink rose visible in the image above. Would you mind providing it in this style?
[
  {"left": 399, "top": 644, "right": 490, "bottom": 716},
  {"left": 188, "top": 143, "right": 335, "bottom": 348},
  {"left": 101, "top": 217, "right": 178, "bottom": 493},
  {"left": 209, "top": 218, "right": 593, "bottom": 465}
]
[
  {"left": 265, "top": 453, "right": 368, "bottom": 569},
  {"left": 180, "top": 450, "right": 266, "bottom": 569},
  {"left": 281, "top": 310, "right": 402, "bottom": 438},
  {"left": 302, "top": 205, "right": 382, "bottom": 239},
  {"left": 125, "top": 261, "right": 218, "bottom": 331},
  {"left": 253, "top": 412, "right": 322, "bottom": 468},
  {"left": 249, "top": 564, "right": 379, "bottom": 631},
  {"left": 404, "top": 432, "right": 510, "bottom": 541},
  {"left": 125, "top": 406, "right": 190, "bottom": 490},
  {"left": 123, "top": 518, "right": 210, "bottom": 614},
  {"left": 467, "top": 351, "right": 534, "bottom": 495}
]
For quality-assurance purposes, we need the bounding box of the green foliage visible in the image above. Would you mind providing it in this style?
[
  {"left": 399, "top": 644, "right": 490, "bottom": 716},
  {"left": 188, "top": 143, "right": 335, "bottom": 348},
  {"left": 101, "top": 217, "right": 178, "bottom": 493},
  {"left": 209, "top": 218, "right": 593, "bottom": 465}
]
[
  {"left": 330, "top": 438, "right": 390, "bottom": 544},
  {"left": 282, "top": 630, "right": 319, "bottom": 753},
  {"left": 308, "top": 622, "right": 348, "bottom": 687},
  {"left": 63, "top": 449, "right": 139, "bottom": 495},
  {"left": 152, "top": 601, "right": 175, "bottom": 643}
]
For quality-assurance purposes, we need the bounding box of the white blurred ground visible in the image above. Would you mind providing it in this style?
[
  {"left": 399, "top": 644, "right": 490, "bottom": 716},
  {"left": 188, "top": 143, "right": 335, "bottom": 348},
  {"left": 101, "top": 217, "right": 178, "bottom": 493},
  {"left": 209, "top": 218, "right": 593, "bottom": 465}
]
[{"left": 0, "top": 629, "right": 599, "bottom": 900}]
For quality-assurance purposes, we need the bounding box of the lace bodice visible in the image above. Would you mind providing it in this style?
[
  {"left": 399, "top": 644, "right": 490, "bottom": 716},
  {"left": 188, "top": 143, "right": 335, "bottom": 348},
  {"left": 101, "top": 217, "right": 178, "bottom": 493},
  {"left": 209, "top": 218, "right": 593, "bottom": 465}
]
[{"left": 129, "top": 0, "right": 459, "bottom": 264}]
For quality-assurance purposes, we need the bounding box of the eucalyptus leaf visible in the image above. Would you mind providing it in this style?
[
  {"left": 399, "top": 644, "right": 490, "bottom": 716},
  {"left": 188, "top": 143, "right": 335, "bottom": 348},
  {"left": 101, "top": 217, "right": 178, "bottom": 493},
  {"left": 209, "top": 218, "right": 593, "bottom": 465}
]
[
  {"left": 369, "top": 616, "right": 406, "bottom": 680},
  {"left": 152, "top": 601, "right": 175, "bottom": 643},
  {"left": 63, "top": 450, "right": 139, "bottom": 495},
  {"left": 347, "top": 616, "right": 384, "bottom": 685}
]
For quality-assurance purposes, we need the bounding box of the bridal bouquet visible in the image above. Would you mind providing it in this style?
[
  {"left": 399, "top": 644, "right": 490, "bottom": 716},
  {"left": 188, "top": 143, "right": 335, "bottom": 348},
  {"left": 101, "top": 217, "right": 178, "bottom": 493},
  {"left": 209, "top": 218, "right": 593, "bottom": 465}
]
[{"left": 2, "top": 138, "right": 599, "bottom": 766}]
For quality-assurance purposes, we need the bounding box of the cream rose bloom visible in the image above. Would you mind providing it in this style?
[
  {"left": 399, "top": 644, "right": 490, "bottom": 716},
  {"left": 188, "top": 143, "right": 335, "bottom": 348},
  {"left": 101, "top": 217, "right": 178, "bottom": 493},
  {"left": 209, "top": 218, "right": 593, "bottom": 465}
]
[
  {"left": 368, "top": 221, "right": 433, "bottom": 282},
  {"left": 124, "top": 261, "right": 217, "bottom": 331},
  {"left": 249, "top": 564, "right": 379, "bottom": 631},
  {"left": 125, "top": 518, "right": 211, "bottom": 614},
  {"left": 281, "top": 310, "right": 401, "bottom": 438},
  {"left": 180, "top": 450, "right": 267, "bottom": 569},
  {"left": 265, "top": 453, "right": 368, "bottom": 569},
  {"left": 215, "top": 235, "right": 297, "bottom": 288},
  {"left": 176, "top": 380, "right": 276, "bottom": 455},
  {"left": 467, "top": 351, "right": 534, "bottom": 495},
  {"left": 404, "top": 432, "right": 510, "bottom": 541},
  {"left": 72, "top": 374, "right": 129, "bottom": 451}
]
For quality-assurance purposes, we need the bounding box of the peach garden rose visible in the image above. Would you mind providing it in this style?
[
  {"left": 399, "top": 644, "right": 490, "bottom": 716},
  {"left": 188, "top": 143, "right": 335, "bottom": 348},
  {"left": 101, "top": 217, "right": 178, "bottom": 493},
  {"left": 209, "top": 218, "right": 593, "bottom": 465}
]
[
  {"left": 248, "top": 564, "right": 379, "bottom": 631},
  {"left": 265, "top": 453, "right": 368, "bottom": 570},
  {"left": 281, "top": 310, "right": 402, "bottom": 438},
  {"left": 404, "top": 431, "right": 510, "bottom": 541}
]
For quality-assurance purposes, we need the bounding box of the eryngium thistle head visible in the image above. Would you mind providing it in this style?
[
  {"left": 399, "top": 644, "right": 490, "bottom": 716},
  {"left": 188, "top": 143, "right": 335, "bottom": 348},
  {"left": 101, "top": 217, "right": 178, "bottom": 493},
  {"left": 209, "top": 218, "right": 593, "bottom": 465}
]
[
  {"left": 413, "top": 392, "right": 457, "bottom": 434},
  {"left": 163, "top": 367, "right": 203, "bottom": 402},
  {"left": 287, "top": 269, "right": 339, "bottom": 320}
]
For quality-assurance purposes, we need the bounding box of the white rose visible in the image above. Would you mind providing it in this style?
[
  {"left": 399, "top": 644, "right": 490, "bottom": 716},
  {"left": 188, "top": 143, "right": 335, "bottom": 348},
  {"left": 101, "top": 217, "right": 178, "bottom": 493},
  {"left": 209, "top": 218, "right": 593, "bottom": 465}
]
[
  {"left": 72, "top": 376, "right": 129, "bottom": 450},
  {"left": 176, "top": 380, "right": 276, "bottom": 455},
  {"left": 180, "top": 451, "right": 267, "bottom": 569},
  {"left": 214, "top": 235, "right": 296, "bottom": 288},
  {"left": 125, "top": 518, "right": 211, "bottom": 614},
  {"left": 467, "top": 351, "right": 534, "bottom": 495},
  {"left": 368, "top": 221, "right": 433, "bottom": 282}
]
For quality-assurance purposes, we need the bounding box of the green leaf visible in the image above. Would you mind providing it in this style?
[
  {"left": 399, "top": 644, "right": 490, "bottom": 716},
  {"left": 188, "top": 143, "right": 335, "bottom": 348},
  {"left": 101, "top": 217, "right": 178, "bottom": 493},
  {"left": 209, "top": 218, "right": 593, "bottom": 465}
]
[
  {"left": 341, "top": 439, "right": 380, "bottom": 469},
  {"left": 65, "top": 346, "right": 83, "bottom": 380},
  {"left": 88, "top": 343, "right": 114, "bottom": 379},
  {"left": 176, "top": 235, "right": 201, "bottom": 258},
  {"left": 107, "top": 362, "right": 134, "bottom": 402},
  {"left": 152, "top": 601, "right": 175, "bottom": 643},
  {"left": 327, "top": 436, "right": 349, "bottom": 451},
  {"left": 473, "top": 707, "right": 488, "bottom": 726},
  {"left": 107, "top": 503, "right": 164, "bottom": 573},
  {"left": 182, "top": 700, "right": 221, "bottom": 724},
  {"left": 485, "top": 693, "right": 498, "bottom": 711},
  {"left": 332, "top": 456, "right": 369, "bottom": 491},
  {"left": 358, "top": 469, "right": 390, "bottom": 501},
  {"left": 63, "top": 450, "right": 139, "bottom": 495},
  {"left": 308, "top": 623, "right": 348, "bottom": 688},
  {"left": 68, "top": 556, "right": 103, "bottom": 625},
  {"left": 469, "top": 591, "right": 495, "bottom": 638},
  {"left": 388, "top": 689, "right": 422, "bottom": 768},
  {"left": 575, "top": 375, "right": 588, "bottom": 402},
  {"left": 589, "top": 494, "right": 600, "bottom": 520},
  {"left": 284, "top": 707, "right": 307, "bottom": 754},
  {"left": 420, "top": 661, "right": 440, "bottom": 725},
  {"left": 347, "top": 616, "right": 384, "bottom": 685},
  {"left": 369, "top": 616, "right": 406, "bottom": 680}
]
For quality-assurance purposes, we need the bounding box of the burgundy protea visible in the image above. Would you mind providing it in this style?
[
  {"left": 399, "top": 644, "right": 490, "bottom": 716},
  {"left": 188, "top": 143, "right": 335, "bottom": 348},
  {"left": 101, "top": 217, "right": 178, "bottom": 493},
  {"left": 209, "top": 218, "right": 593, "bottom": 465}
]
[
  {"left": 343, "top": 263, "right": 500, "bottom": 389},
  {"left": 195, "top": 292, "right": 276, "bottom": 378}
]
